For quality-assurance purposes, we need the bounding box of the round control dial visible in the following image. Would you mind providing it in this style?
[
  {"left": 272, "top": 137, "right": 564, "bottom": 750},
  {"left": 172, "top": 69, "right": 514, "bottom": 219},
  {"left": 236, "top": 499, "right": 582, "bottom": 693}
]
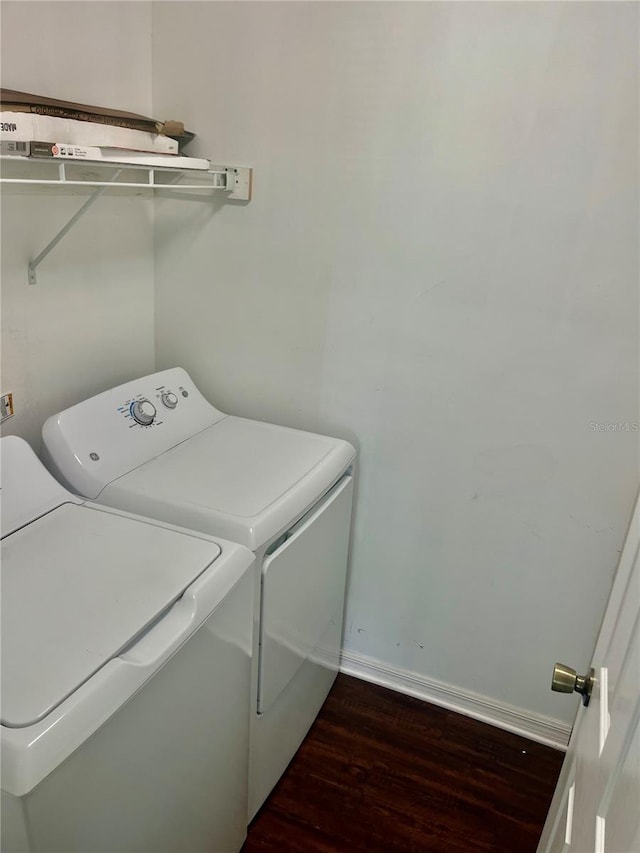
[
  {"left": 130, "top": 399, "right": 157, "bottom": 426},
  {"left": 161, "top": 391, "right": 178, "bottom": 409}
]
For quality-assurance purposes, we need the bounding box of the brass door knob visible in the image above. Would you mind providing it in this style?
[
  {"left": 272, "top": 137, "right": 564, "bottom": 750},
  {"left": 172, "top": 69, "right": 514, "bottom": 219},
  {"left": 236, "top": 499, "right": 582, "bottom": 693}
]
[{"left": 551, "top": 662, "right": 595, "bottom": 706}]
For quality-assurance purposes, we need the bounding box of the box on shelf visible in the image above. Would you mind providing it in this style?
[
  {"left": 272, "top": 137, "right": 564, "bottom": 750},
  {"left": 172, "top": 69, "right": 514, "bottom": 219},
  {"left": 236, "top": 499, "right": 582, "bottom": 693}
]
[
  {"left": 1, "top": 88, "right": 158, "bottom": 130},
  {"left": 0, "top": 112, "right": 178, "bottom": 155},
  {"left": 0, "top": 140, "right": 211, "bottom": 171},
  {"left": 29, "top": 142, "right": 210, "bottom": 170}
]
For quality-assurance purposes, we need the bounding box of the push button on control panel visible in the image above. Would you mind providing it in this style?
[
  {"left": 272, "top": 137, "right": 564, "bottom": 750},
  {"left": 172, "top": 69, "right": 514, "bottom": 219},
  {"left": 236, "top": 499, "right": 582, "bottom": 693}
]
[{"left": 130, "top": 399, "right": 157, "bottom": 426}]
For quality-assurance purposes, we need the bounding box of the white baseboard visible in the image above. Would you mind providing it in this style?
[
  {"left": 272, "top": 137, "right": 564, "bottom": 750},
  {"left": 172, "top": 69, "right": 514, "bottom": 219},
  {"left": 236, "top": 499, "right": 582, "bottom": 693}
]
[{"left": 339, "top": 649, "right": 571, "bottom": 751}]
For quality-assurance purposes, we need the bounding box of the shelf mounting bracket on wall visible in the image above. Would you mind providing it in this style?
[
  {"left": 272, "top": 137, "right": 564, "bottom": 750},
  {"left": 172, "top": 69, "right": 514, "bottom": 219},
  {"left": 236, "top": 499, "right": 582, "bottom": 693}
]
[{"left": 27, "top": 169, "right": 124, "bottom": 285}]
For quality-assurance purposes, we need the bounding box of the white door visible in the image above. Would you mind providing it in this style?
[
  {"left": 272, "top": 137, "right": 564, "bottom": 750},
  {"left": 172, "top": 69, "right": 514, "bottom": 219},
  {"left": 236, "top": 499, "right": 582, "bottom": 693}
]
[{"left": 537, "top": 493, "right": 640, "bottom": 853}]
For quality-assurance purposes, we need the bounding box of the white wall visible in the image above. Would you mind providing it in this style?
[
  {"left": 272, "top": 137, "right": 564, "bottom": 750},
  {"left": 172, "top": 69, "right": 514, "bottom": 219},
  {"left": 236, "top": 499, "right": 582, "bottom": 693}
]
[
  {"left": 1, "top": 1, "right": 155, "bottom": 449},
  {"left": 152, "top": 2, "right": 639, "bottom": 726}
]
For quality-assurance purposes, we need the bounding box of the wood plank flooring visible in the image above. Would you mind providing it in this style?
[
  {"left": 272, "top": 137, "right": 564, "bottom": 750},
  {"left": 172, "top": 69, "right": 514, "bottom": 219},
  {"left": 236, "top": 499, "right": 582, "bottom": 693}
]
[{"left": 242, "top": 674, "right": 565, "bottom": 853}]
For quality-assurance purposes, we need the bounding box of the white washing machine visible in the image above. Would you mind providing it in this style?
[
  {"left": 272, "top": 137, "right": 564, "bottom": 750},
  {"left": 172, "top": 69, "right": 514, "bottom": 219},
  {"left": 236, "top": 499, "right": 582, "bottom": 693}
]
[
  {"left": 1, "top": 436, "right": 254, "bottom": 853},
  {"left": 41, "top": 367, "right": 356, "bottom": 819}
]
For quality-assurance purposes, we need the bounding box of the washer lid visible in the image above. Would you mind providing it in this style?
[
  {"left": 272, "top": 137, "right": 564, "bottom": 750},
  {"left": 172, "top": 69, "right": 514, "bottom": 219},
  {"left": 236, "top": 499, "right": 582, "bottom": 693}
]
[
  {"left": 1, "top": 435, "right": 77, "bottom": 537},
  {"left": 1, "top": 504, "right": 221, "bottom": 728},
  {"left": 104, "top": 417, "right": 355, "bottom": 549}
]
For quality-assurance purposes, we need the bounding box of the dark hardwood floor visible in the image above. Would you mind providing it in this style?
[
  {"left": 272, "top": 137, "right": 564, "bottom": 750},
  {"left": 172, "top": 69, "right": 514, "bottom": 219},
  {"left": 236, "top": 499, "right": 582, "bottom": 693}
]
[{"left": 242, "top": 674, "right": 565, "bottom": 853}]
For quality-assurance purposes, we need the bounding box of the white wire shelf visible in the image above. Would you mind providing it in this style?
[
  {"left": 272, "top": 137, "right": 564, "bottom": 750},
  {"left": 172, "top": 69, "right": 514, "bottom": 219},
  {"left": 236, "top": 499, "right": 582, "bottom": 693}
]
[
  {"left": 0, "top": 155, "right": 250, "bottom": 194},
  {"left": 0, "top": 156, "right": 253, "bottom": 284}
]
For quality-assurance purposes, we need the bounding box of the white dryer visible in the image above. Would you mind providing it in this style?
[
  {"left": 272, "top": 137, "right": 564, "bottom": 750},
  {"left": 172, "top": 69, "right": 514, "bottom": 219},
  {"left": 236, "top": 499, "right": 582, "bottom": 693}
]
[
  {"left": 41, "top": 367, "right": 356, "bottom": 819},
  {"left": 1, "top": 436, "right": 254, "bottom": 853}
]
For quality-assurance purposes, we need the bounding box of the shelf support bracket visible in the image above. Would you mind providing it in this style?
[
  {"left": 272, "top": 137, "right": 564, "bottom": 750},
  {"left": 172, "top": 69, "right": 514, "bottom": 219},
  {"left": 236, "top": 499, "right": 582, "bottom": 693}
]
[{"left": 28, "top": 169, "right": 123, "bottom": 285}]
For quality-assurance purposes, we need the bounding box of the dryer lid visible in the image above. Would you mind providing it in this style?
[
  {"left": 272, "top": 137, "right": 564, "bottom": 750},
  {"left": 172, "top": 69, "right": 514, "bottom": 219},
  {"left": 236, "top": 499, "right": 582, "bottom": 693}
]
[
  {"left": 1, "top": 503, "right": 220, "bottom": 728},
  {"left": 105, "top": 416, "right": 355, "bottom": 549}
]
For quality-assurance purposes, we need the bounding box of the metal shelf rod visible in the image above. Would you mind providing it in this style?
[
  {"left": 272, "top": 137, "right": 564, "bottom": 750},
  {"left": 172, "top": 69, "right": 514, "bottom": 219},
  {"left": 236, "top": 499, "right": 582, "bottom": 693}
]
[{"left": 2, "top": 179, "right": 229, "bottom": 189}]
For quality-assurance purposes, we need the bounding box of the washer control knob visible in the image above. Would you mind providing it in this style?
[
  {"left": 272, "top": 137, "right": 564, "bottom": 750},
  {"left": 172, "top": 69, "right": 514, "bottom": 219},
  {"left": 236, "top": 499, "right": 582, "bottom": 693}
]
[
  {"left": 130, "top": 399, "right": 157, "bottom": 426},
  {"left": 161, "top": 391, "right": 179, "bottom": 409}
]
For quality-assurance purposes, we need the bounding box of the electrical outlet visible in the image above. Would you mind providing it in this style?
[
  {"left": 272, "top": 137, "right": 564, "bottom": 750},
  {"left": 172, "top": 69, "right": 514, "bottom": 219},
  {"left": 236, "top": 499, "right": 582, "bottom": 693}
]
[{"left": 1, "top": 392, "right": 15, "bottom": 422}]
